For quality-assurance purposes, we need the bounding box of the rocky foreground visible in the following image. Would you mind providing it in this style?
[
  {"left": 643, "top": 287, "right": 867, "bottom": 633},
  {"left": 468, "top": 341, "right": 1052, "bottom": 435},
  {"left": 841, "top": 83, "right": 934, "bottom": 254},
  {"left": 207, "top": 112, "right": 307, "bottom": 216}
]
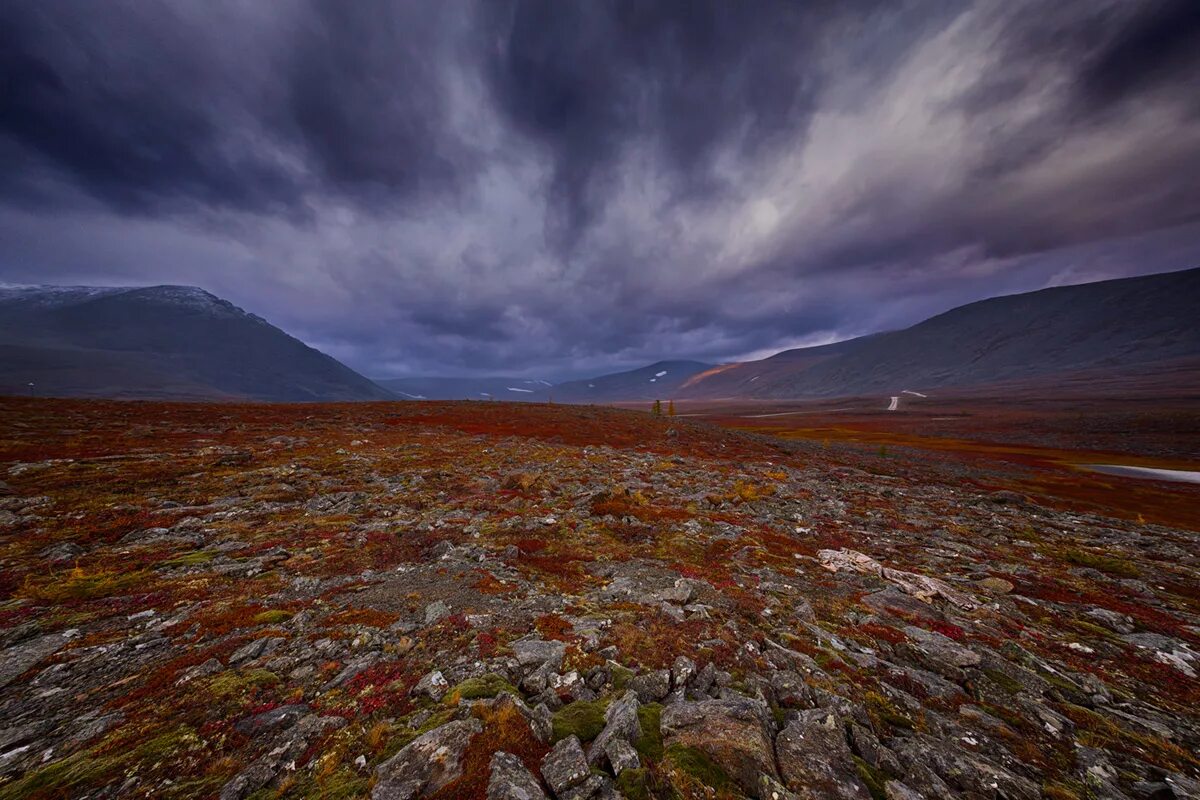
[{"left": 0, "top": 399, "right": 1197, "bottom": 800}]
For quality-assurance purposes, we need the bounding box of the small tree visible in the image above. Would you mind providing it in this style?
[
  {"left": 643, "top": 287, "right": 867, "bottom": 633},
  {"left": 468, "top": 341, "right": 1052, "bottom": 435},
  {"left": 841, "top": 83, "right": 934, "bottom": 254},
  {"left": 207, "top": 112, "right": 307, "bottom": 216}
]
[
  {"left": 667, "top": 400, "right": 676, "bottom": 416},
  {"left": 652, "top": 399, "right": 662, "bottom": 416}
]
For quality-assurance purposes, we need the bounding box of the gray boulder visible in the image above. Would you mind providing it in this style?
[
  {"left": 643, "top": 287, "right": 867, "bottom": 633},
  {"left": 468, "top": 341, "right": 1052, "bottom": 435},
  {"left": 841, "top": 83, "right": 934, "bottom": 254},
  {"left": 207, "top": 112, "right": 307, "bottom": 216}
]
[
  {"left": 487, "top": 751, "right": 548, "bottom": 800},
  {"left": 513, "top": 639, "right": 566, "bottom": 671},
  {"left": 412, "top": 670, "right": 449, "bottom": 701},
  {"left": 774, "top": 709, "right": 870, "bottom": 800},
  {"left": 660, "top": 698, "right": 778, "bottom": 797},
  {"left": 628, "top": 669, "right": 671, "bottom": 703},
  {"left": 603, "top": 738, "right": 641, "bottom": 776},
  {"left": 0, "top": 632, "right": 71, "bottom": 689},
  {"left": 221, "top": 714, "right": 346, "bottom": 800},
  {"left": 588, "top": 690, "right": 641, "bottom": 765},
  {"left": 540, "top": 735, "right": 590, "bottom": 797},
  {"left": 372, "top": 719, "right": 482, "bottom": 800}
]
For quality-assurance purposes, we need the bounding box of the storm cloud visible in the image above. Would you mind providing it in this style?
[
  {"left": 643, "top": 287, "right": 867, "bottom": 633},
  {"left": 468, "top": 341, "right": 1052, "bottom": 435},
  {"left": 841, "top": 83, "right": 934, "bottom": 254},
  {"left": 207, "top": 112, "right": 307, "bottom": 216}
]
[{"left": 2, "top": 0, "right": 1199, "bottom": 379}]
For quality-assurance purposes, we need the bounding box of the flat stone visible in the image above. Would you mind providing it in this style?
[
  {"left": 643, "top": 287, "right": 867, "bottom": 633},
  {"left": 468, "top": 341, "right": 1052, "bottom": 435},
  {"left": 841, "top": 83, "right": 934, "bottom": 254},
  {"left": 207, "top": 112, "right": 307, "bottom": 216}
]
[{"left": 513, "top": 639, "right": 566, "bottom": 670}]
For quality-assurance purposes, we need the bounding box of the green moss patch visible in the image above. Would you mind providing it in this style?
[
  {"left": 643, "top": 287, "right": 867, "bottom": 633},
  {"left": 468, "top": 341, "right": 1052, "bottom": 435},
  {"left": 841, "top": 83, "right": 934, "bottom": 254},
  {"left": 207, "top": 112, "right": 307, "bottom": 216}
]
[
  {"left": 251, "top": 609, "right": 293, "bottom": 625},
  {"left": 854, "top": 756, "right": 888, "bottom": 800},
  {"left": 445, "top": 673, "right": 516, "bottom": 704},
  {"left": 664, "top": 744, "right": 733, "bottom": 793},
  {"left": 208, "top": 669, "right": 279, "bottom": 699},
  {"left": 611, "top": 664, "right": 635, "bottom": 692},
  {"left": 551, "top": 698, "right": 610, "bottom": 743},
  {"left": 616, "top": 768, "right": 651, "bottom": 800},
  {"left": 162, "top": 551, "right": 216, "bottom": 568},
  {"left": 1060, "top": 548, "right": 1140, "bottom": 578},
  {"left": 635, "top": 703, "right": 663, "bottom": 762},
  {"left": 0, "top": 751, "right": 115, "bottom": 800},
  {"left": 983, "top": 668, "right": 1023, "bottom": 695}
]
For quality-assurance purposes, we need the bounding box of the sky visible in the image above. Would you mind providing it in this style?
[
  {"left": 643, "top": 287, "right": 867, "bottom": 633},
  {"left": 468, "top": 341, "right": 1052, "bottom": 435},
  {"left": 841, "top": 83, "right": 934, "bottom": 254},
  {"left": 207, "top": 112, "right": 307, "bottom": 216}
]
[{"left": 2, "top": 0, "right": 1199, "bottom": 381}]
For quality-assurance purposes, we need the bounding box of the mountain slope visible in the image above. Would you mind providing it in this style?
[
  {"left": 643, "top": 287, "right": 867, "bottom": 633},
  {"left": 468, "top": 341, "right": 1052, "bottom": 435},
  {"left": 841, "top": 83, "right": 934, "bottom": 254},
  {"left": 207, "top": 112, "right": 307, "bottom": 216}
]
[
  {"left": 0, "top": 285, "right": 394, "bottom": 401},
  {"left": 677, "top": 337, "right": 876, "bottom": 399},
  {"left": 550, "top": 360, "right": 713, "bottom": 402},
  {"left": 683, "top": 267, "right": 1200, "bottom": 399}
]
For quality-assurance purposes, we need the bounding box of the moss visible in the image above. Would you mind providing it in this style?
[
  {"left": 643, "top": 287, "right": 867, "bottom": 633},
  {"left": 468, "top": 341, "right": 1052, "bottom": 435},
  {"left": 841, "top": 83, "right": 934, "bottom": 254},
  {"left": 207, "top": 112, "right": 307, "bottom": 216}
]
[
  {"left": 162, "top": 550, "right": 215, "bottom": 568},
  {"left": 814, "top": 649, "right": 845, "bottom": 670},
  {"left": 310, "top": 769, "right": 371, "bottom": 800},
  {"left": 616, "top": 768, "right": 651, "bottom": 800},
  {"left": 445, "top": 673, "right": 516, "bottom": 704},
  {"left": 863, "top": 691, "right": 913, "bottom": 729},
  {"left": 1042, "top": 781, "right": 1084, "bottom": 800},
  {"left": 664, "top": 744, "right": 733, "bottom": 793},
  {"left": 854, "top": 756, "right": 889, "bottom": 800},
  {"left": 611, "top": 664, "right": 635, "bottom": 692},
  {"left": 977, "top": 701, "right": 1029, "bottom": 732},
  {"left": 380, "top": 708, "right": 458, "bottom": 759},
  {"left": 160, "top": 776, "right": 226, "bottom": 799},
  {"left": 1069, "top": 619, "right": 1121, "bottom": 642},
  {"left": 551, "top": 698, "right": 610, "bottom": 743},
  {"left": 769, "top": 701, "right": 786, "bottom": 729},
  {"left": 0, "top": 751, "right": 114, "bottom": 800},
  {"left": 1039, "top": 670, "right": 1086, "bottom": 698},
  {"left": 131, "top": 724, "right": 201, "bottom": 764},
  {"left": 252, "top": 609, "right": 293, "bottom": 625},
  {"left": 22, "top": 567, "right": 152, "bottom": 603},
  {"left": 1060, "top": 548, "right": 1140, "bottom": 578},
  {"left": 635, "top": 703, "right": 664, "bottom": 762},
  {"left": 1063, "top": 704, "right": 1199, "bottom": 772},
  {"left": 208, "top": 668, "right": 280, "bottom": 699},
  {"left": 983, "top": 668, "right": 1024, "bottom": 695}
]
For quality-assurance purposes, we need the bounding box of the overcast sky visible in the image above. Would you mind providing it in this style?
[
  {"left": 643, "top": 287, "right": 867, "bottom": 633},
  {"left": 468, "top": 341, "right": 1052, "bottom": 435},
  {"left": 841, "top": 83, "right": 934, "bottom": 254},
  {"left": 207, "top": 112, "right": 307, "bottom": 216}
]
[{"left": 2, "top": 1, "right": 1199, "bottom": 380}]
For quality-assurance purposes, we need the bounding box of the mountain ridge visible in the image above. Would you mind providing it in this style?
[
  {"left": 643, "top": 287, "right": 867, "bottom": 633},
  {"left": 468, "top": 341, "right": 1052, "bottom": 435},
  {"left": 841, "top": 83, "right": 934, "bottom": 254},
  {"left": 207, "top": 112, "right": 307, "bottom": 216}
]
[
  {"left": 690, "top": 266, "right": 1200, "bottom": 399},
  {"left": 0, "top": 284, "right": 393, "bottom": 402}
]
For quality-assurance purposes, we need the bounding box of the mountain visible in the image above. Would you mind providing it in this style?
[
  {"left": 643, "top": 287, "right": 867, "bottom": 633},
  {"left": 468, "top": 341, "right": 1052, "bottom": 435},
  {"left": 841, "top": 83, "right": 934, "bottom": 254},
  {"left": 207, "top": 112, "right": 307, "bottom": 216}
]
[
  {"left": 375, "top": 376, "right": 554, "bottom": 401},
  {"left": 682, "top": 267, "right": 1200, "bottom": 399},
  {"left": 0, "top": 285, "right": 394, "bottom": 401},
  {"left": 548, "top": 360, "right": 713, "bottom": 402},
  {"left": 676, "top": 337, "right": 876, "bottom": 399}
]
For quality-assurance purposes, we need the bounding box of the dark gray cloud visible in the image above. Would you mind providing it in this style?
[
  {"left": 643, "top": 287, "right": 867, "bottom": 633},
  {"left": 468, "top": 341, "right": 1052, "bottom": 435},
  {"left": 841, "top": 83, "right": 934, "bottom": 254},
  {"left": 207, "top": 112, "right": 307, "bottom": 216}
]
[{"left": 1, "top": 0, "right": 1198, "bottom": 380}]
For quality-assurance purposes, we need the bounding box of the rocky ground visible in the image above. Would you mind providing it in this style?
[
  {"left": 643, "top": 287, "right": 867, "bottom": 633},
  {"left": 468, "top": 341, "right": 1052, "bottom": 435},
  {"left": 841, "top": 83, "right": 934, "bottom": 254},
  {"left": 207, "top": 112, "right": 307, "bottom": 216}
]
[{"left": 0, "top": 398, "right": 1197, "bottom": 800}]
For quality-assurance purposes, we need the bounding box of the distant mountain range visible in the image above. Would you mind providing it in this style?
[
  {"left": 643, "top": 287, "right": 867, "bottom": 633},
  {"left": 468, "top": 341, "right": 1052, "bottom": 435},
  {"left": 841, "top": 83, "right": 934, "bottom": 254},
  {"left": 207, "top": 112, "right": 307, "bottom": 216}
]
[
  {"left": 393, "top": 267, "right": 1198, "bottom": 403},
  {"left": 0, "top": 285, "right": 392, "bottom": 401},
  {"left": 375, "top": 376, "right": 554, "bottom": 401},
  {"left": 3, "top": 267, "right": 1197, "bottom": 402},
  {"left": 546, "top": 361, "right": 713, "bottom": 402},
  {"left": 374, "top": 362, "right": 714, "bottom": 402}
]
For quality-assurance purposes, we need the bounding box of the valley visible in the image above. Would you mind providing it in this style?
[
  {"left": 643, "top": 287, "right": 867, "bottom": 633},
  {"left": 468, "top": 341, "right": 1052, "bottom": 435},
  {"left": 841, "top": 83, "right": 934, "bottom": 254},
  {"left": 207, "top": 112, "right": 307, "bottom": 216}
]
[{"left": 0, "top": 397, "right": 1197, "bottom": 799}]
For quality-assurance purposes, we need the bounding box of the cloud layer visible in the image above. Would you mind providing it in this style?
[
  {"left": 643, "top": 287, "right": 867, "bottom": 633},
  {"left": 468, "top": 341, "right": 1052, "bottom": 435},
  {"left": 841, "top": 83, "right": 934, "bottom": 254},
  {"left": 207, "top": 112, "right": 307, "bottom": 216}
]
[{"left": 3, "top": 0, "right": 1199, "bottom": 379}]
